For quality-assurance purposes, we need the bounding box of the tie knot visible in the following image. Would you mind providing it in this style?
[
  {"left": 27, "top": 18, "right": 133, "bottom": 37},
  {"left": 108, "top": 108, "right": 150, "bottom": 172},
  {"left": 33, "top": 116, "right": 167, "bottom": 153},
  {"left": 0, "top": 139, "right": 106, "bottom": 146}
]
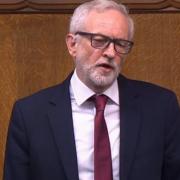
[{"left": 94, "top": 95, "right": 108, "bottom": 111}]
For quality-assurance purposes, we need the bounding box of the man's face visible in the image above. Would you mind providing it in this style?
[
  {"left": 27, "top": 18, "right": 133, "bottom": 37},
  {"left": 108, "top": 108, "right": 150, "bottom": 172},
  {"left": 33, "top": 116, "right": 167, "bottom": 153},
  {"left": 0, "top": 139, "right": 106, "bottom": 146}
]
[{"left": 66, "top": 9, "right": 130, "bottom": 93}]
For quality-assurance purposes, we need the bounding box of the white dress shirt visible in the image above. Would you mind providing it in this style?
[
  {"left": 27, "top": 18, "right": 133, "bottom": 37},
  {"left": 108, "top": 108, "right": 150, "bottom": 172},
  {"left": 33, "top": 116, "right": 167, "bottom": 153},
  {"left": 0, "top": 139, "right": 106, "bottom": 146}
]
[{"left": 70, "top": 70, "right": 120, "bottom": 180}]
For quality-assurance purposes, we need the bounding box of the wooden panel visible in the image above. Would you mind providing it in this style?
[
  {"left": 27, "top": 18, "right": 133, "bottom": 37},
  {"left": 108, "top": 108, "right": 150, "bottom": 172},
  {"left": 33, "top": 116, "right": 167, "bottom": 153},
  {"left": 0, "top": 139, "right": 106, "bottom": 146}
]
[
  {"left": 122, "top": 13, "right": 180, "bottom": 100},
  {"left": 0, "top": 13, "right": 180, "bottom": 180},
  {"left": 0, "top": 14, "right": 74, "bottom": 180},
  {"left": 0, "top": 0, "right": 179, "bottom": 12}
]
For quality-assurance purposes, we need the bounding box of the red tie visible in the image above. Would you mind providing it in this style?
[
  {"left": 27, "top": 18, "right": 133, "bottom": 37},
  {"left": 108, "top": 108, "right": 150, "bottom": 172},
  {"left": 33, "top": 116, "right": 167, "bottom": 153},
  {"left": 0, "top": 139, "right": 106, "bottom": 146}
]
[{"left": 93, "top": 95, "right": 113, "bottom": 180}]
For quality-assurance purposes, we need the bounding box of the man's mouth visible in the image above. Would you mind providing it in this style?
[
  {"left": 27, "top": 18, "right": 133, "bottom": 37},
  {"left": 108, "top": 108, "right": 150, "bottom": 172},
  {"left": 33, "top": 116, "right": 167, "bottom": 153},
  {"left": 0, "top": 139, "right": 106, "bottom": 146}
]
[{"left": 96, "top": 63, "right": 114, "bottom": 72}]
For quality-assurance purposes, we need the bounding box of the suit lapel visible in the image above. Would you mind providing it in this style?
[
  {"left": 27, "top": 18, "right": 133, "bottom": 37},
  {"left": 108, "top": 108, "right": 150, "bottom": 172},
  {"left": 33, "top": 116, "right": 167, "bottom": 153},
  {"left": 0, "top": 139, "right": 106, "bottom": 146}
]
[
  {"left": 118, "top": 75, "right": 142, "bottom": 180},
  {"left": 47, "top": 75, "right": 79, "bottom": 180}
]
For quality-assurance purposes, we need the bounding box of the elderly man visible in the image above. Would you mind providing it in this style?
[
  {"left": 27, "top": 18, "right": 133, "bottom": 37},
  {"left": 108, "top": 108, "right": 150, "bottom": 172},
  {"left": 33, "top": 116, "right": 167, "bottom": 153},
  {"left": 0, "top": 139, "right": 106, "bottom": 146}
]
[{"left": 3, "top": 0, "right": 180, "bottom": 180}]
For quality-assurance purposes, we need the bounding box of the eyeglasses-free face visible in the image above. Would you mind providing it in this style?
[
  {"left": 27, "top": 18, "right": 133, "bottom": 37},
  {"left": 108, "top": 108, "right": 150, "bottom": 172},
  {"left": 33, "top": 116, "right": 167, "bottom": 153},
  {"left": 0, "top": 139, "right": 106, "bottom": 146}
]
[{"left": 75, "top": 31, "right": 134, "bottom": 55}]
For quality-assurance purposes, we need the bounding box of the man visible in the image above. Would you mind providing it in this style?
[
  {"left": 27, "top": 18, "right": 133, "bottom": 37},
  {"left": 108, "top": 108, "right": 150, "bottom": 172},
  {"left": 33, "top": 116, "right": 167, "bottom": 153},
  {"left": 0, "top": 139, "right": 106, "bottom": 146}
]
[{"left": 3, "top": 0, "right": 180, "bottom": 180}]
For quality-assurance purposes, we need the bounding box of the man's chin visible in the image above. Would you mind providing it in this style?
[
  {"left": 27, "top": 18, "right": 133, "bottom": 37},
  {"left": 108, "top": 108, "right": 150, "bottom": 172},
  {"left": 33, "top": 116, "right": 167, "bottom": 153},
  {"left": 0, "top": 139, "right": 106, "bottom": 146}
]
[{"left": 90, "top": 74, "right": 116, "bottom": 88}]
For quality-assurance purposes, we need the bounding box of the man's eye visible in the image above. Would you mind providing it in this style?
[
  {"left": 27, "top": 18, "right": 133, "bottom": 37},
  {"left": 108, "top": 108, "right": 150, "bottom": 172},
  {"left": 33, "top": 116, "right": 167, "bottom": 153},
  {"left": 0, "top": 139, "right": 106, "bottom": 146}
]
[
  {"left": 92, "top": 37, "right": 108, "bottom": 47},
  {"left": 116, "top": 40, "right": 129, "bottom": 47},
  {"left": 93, "top": 38, "right": 107, "bottom": 43}
]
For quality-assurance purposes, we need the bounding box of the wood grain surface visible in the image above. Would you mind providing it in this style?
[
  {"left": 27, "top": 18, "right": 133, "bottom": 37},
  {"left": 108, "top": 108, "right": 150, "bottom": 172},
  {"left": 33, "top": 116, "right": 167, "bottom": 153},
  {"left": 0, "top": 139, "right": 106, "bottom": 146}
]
[
  {"left": 0, "top": 13, "right": 180, "bottom": 180},
  {"left": 0, "top": 0, "right": 180, "bottom": 12}
]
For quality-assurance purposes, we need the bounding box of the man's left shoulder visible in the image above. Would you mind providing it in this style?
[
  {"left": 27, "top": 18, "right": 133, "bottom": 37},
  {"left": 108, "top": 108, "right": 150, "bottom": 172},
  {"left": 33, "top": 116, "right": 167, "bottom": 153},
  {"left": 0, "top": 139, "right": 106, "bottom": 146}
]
[{"left": 118, "top": 74, "right": 178, "bottom": 101}]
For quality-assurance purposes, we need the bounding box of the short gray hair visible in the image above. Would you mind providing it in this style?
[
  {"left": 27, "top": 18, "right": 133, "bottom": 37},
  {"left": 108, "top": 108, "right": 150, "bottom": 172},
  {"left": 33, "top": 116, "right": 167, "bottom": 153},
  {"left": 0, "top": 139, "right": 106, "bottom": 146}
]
[{"left": 69, "top": 0, "right": 134, "bottom": 40}]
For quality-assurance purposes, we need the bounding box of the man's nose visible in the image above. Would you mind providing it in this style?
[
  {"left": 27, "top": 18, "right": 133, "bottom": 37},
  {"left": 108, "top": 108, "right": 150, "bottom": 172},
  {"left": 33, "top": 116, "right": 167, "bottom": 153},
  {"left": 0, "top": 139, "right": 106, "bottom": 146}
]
[{"left": 102, "top": 42, "right": 116, "bottom": 58}]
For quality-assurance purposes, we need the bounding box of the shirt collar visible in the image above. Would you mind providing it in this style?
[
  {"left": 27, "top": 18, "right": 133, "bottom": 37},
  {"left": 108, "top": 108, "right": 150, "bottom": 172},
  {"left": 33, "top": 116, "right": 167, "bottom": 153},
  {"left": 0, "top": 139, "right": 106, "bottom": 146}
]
[{"left": 70, "top": 70, "right": 119, "bottom": 106}]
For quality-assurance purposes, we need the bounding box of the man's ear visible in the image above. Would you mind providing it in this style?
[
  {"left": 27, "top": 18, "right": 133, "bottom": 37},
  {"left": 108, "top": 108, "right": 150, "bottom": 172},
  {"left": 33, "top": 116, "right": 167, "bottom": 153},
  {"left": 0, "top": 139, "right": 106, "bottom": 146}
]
[{"left": 66, "top": 33, "right": 77, "bottom": 57}]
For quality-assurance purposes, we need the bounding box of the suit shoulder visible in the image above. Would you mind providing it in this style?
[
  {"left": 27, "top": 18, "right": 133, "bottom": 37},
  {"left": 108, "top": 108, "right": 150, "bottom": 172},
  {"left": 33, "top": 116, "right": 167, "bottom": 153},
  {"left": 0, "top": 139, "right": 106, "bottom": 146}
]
[
  {"left": 131, "top": 79, "right": 170, "bottom": 91},
  {"left": 120, "top": 75, "right": 177, "bottom": 98},
  {"left": 15, "top": 82, "right": 66, "bottom": 109},
  {"left": 134, "top": 79, "right": 175, "bottom": 96},
  {"left": 17, "top": 73, "right": 72, "bottom": 105},
  {"left": 124, "top": 77, "right": 180, "bottom": 110}
]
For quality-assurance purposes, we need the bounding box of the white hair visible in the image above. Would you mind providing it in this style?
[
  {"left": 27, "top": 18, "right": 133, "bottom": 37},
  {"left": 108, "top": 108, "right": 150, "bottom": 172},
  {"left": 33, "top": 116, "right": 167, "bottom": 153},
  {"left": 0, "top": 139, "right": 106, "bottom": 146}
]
[{"left": 69, "top": 0, "right": 134, "bottom": 40}]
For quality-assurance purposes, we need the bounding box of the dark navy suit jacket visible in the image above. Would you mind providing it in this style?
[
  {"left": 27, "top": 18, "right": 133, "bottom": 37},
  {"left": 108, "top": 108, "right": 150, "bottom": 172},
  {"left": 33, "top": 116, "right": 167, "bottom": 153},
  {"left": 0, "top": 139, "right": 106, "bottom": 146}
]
[{"left": 3, "top": 74, "right": 180, "bottom": 180}]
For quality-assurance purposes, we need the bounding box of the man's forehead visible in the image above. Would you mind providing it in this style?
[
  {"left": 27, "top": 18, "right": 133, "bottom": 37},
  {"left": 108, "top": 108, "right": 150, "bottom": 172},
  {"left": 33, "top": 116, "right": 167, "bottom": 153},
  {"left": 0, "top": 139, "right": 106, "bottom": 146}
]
[{"left": 84, "top": 9, "right": 129, "bottom": 39}]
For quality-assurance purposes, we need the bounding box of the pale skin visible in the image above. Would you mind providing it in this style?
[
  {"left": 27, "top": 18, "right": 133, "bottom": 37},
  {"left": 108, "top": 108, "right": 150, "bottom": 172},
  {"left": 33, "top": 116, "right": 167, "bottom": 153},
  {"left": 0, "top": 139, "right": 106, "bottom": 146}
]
[{"left": 66, "top": 9, "right": 130, "bottom": 94}]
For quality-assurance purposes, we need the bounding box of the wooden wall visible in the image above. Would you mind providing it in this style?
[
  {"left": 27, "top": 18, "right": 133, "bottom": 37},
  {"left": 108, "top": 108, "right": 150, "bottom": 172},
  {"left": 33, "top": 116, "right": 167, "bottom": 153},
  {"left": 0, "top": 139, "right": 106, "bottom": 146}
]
[{"left": 0, "top": 1, "right": 180, "bottom": 179}]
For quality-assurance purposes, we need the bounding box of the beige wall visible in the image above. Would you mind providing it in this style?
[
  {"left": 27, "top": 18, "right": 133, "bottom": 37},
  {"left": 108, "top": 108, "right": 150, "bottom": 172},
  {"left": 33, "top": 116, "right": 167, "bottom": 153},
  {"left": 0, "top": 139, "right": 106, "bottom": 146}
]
[{"left": 0, "top": 13, "right": 180, "bottom": 179}]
